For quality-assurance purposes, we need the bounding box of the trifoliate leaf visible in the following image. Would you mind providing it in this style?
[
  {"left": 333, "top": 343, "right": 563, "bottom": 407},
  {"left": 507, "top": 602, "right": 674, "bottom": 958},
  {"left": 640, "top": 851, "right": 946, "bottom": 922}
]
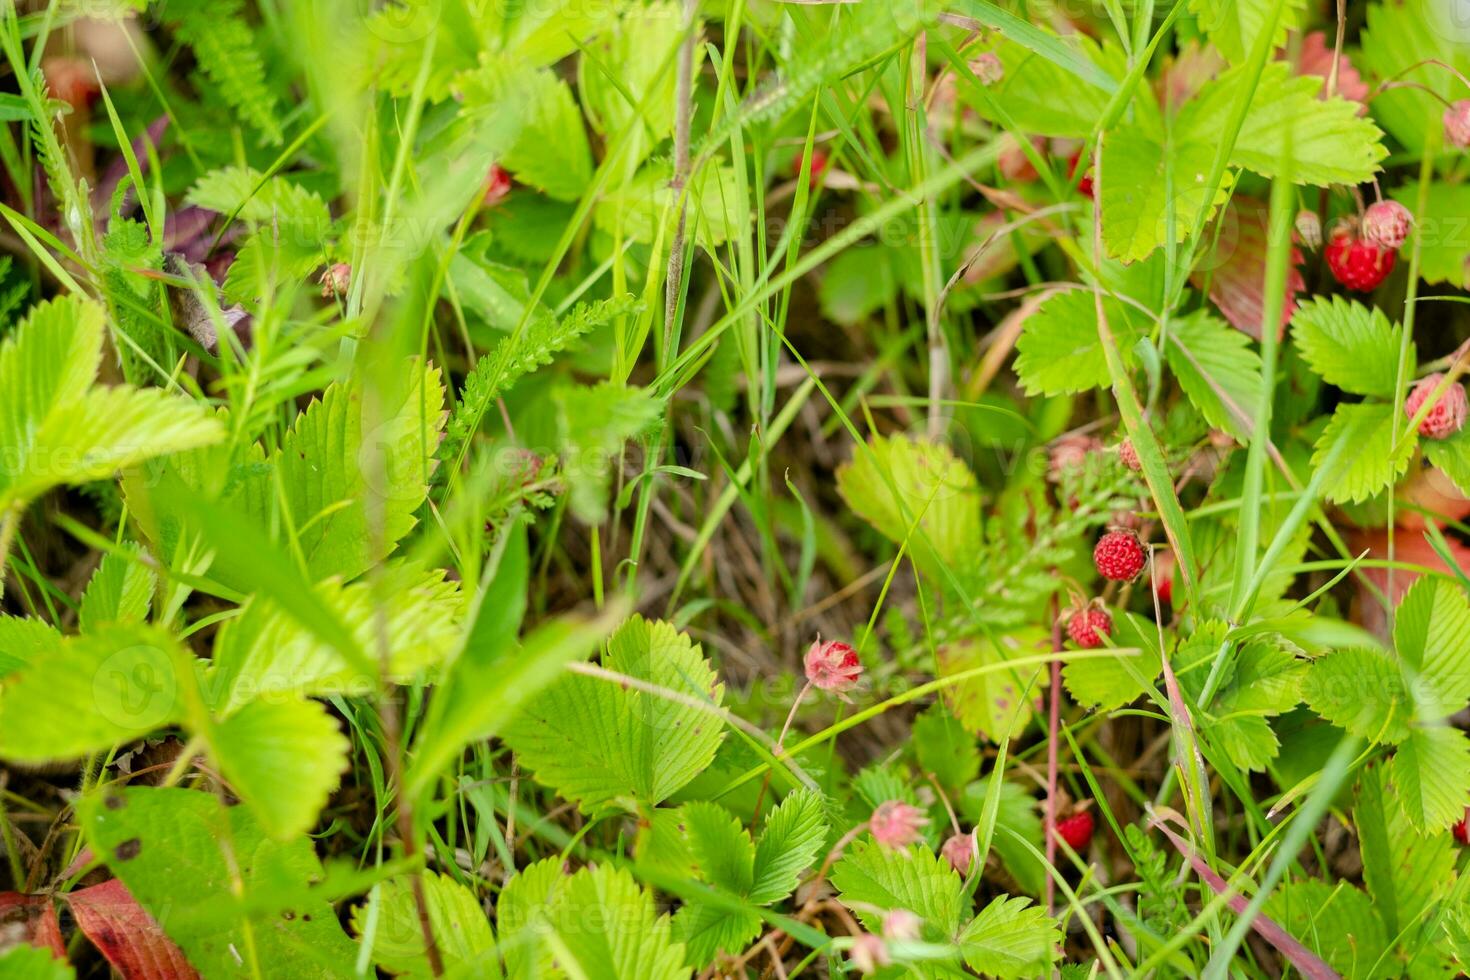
[
  {"left": 1312, "top": 401, "right": 1414, "bottom": 504},
  {"left": 683, "top": 802, "right": 756, "bottom": 895},
  {"left": 1291, "top": 297, "right": 1409, "bottom": 399},
  {"left": 504, "top": 616, "right": 725, "bottom": 816},
  {"left": 1163, "top": 310, "right": 1262, "bottom": 441}
]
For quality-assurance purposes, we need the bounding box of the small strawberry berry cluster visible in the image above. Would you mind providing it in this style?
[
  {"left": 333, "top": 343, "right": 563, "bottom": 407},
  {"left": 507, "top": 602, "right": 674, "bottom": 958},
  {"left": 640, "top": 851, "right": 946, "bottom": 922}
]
[{"left": 1322, "top": 200, "right": 1411, "bottom": 293}]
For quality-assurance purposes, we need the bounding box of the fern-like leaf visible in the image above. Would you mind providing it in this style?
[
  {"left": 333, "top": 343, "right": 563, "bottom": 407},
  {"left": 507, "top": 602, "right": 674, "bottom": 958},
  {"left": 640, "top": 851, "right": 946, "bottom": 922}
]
[{"left": 170, "top": 0, "right": 282, "bottom": 144}]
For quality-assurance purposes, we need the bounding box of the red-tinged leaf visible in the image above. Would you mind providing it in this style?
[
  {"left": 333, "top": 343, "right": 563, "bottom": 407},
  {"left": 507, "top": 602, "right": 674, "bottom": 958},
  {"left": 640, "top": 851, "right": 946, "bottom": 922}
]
[
  {"left": 1295, "top": 32, "right": 1369, "bottom": 113},
  {"left": 1193, "top": 197, "right": 1305, "bottom": 340},
  {"left": 1349, "top": 528, "right": 1470, "bottom": 641},
  {"left": 0, "top": 891, "right": 65, "bottom": 957},
  {"left": 64, "top": 879, "right": 199, "bottom": 980},
  {"left": 1150, "top": 817, "right": 1340, "bottom": 980}
]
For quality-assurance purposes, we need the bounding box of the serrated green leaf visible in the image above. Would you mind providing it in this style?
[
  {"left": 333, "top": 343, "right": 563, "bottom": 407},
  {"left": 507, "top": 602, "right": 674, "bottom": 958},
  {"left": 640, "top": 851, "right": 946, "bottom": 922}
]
[
  {"left": 1355, "top": 763, "right": 1455, "bottom": 941},
  {"left": 458, "top": 61, "right": 592, "bottom": 202},
  {"left": 1390, "top": 183, "right": 1470, "bottom": 288},
  {"left": 964, "top": 36, "right": 1113, "bottom": 138},
  {"left": 1100, "top": 127, "right": 1226, "bottom": 263},
  {"left": 1392, "top": 725, "right": 1470, "bottom": 832},
  {"left": 545, "top": 865, "right": 689, "bottom": 980},
  {"left": 497, "top": 858, "right": 565, "bottom": 979},
  {"left": 352, "top": 872, "right": 497, "bottom": 978},
  {"left": 835, "top": 433, "right": 982, "bottom": 582},
  {"left": 1265, "top": 879, "right": 1392, "bottom": 980},
  {"left": 830, "top": 839, "right": 966, "bottom": 937},
  {"left": 80, "top": 786, "right": 357, "bottom": 978},
  {"left": 1014, "top": 290, "right": 1146, "bottom": 396},
  {"left": 938, "top": 632, "right": 1047, "bottom": 742},
  {"left": 1291, "top": 297, "right": 1408, "bottom": 398},
  {"left": 0, "top": 296, "right": 222, "bottom": 510},
  {"left": 683, "top": 802, "right": 755, "bottom": 895},
  {"left": 1302, "top": 645, "right": 1411, "bottom": 743},
  {"left": 750, "top": 789, "right": 828, "bottom": 905},
  {"left": 1312, "top": 402, "right": 1413, "bottom": 504},
  {"left": 1393, "top": 577, "right": 1470, "bottom": 721},
  {"left": 206, "top": 561, "right": 462, "bottom": 714},
  {"left": 0, "top": 944, "right": 74, "bottom": 979},
  {"left": 958, "top": 895, "right": 1059, "bottom": 979},
  {"left": 0, "top": 615, "right": 63, "bottom": 677},
  {"left": 78, "top": 552, "right": 154, "bottom": 631},
  {"left": 208, "top": 697, "right": 350, "bottom": 840},
  {"left": 1163, "top": 310, "right": 1262, "bottom": 441},
  {"left": 579, "top": 1, "right": 686, "bottom": 167},
  {"left": 0, "top": 625, "right": 196, "bottom": 761},
  {"left": 1187, "top": 0, "right": 1305, "bottom": 64},
  {"left": 1423, "top": 428, "right": 1470, "bottom": 497},
  {"left": 1178, "top": 63, "right": 1387, "bottom": 186},
  {"left": 1360, "top": 0, "right": 1470, "bottom": 155},
  {"left": 504, "top": 616, "right": 725, "bottom": 816}
]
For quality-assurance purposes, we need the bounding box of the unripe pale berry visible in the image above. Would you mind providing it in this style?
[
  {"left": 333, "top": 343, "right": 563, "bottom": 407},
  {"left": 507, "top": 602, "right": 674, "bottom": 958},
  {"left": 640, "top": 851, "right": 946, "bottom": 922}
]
[
  {"left": 1362, "top": 200, "right": 1412, "bottom": 251},
  {"left": 804, "top": 639, "right": 862, "bottom": 692},
  {"left": 1405, "top": 373, "right": 1468, "bottom": 440},
  {"left": 1444, "top": 100, "right": 1470, "bottom": 149}
]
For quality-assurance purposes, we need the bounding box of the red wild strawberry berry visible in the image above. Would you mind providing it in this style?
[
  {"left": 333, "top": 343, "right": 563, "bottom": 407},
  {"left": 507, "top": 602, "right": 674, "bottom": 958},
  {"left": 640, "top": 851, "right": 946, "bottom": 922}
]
[
  {"left": 804, "top": 639, "right": 862, "bottom": 692},
  {"left": 1326, "top": 222, "right": 1396, "bottom": 292},
  {"left": 1066, "top": 606, "right": 1112, "bottom": 649},
  {"left": 1405, "top": 373, "right": 1469, "bottom": 440},
  {"left": 1118, "top": 438, "right": 1141, "bottom": 472},
  {"left": 1153, "top": 551, "right": 1176, "bottom": 606},
  {"left": 869, "top": 801, "right": 929, "bottom": 849},
  {"left": 1362, "top": 200, "right": 1413, "bottom": 251},
  {"left": 1068, "top": 149, "right": 1094, "bottom": 198},
  {"left": 482, "top": 164, "right": 512, "bottom": 206},
  {"left": 795, "top": 148, "right": 829, "bottom": 187},
  {"left": 1454, "top": 807, "right": 1470, "bottom": 845},
  {"left": 1094, "top": 529, "right": 1146, "bottom": 582},
  {"left": 1444, "top": 100, "right": 1470, "bottom": 149},
  {"left": 1054, "top": 810, "right": 1094, "bottom": 850}
]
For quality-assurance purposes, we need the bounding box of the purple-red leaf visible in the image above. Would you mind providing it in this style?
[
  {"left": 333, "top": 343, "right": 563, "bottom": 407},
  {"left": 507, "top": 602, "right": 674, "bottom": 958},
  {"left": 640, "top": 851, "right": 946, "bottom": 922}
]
[
  {"left": 64, "top": 879, "right": 199, "bottom": 980},
  {"left": 1193, "top": 197, "right": 1305, "bottom": 340},
  {"left": 0, "top": 891, "right": 65, "bottom": 957}
]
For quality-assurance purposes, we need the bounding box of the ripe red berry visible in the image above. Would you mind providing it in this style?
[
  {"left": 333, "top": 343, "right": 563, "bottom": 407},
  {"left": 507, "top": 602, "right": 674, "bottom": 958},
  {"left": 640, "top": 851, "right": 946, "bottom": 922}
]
[
  {"left": 1066, "top": 606, "right": 1111, "bottom": 649},
  {"left": 1405, "top": 373, "right": 1468, "bottom": 440},
  {"left": 1362, "top": 201, "right": 1412, "bottom": 251},
  {"left": 795, "top": 149, "right": 829, "bottom": 187},
  {"left": 1326, "top": 223, "right": 1396, "bottom": 292},
  {"left": 1445, "top": 100, "right": 1470, "bottom": 149},
  {"left": 1118, "top": 438, "right": 1141, "bottom": 472},
  {"left": 483, "top": 164, "right": 512, "bottom": 206},
  {"left": 1067, "top": 149, "right": 1094, "bottom": 198},
  {"left": 1454, "top": 808, "right": 1469, "bottom": 846},
  {"left": 1153, "top": 552, "right": 1176, "bottom": 606},
  {"left": 1094, "top": 529, "right": 1146, "bottom": 582},
  {"left": 804, "top": 639, "right": 862, "bottom": 692},
  {"left": 1054, "top": 811, "right": 1094, "bottom": 850}
]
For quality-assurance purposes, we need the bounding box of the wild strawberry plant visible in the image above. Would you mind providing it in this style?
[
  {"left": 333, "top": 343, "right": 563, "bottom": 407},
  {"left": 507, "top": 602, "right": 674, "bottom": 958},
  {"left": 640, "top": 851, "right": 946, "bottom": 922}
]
[{"left": 0, "top": 0, "right": 1468, "bottom": 977}]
